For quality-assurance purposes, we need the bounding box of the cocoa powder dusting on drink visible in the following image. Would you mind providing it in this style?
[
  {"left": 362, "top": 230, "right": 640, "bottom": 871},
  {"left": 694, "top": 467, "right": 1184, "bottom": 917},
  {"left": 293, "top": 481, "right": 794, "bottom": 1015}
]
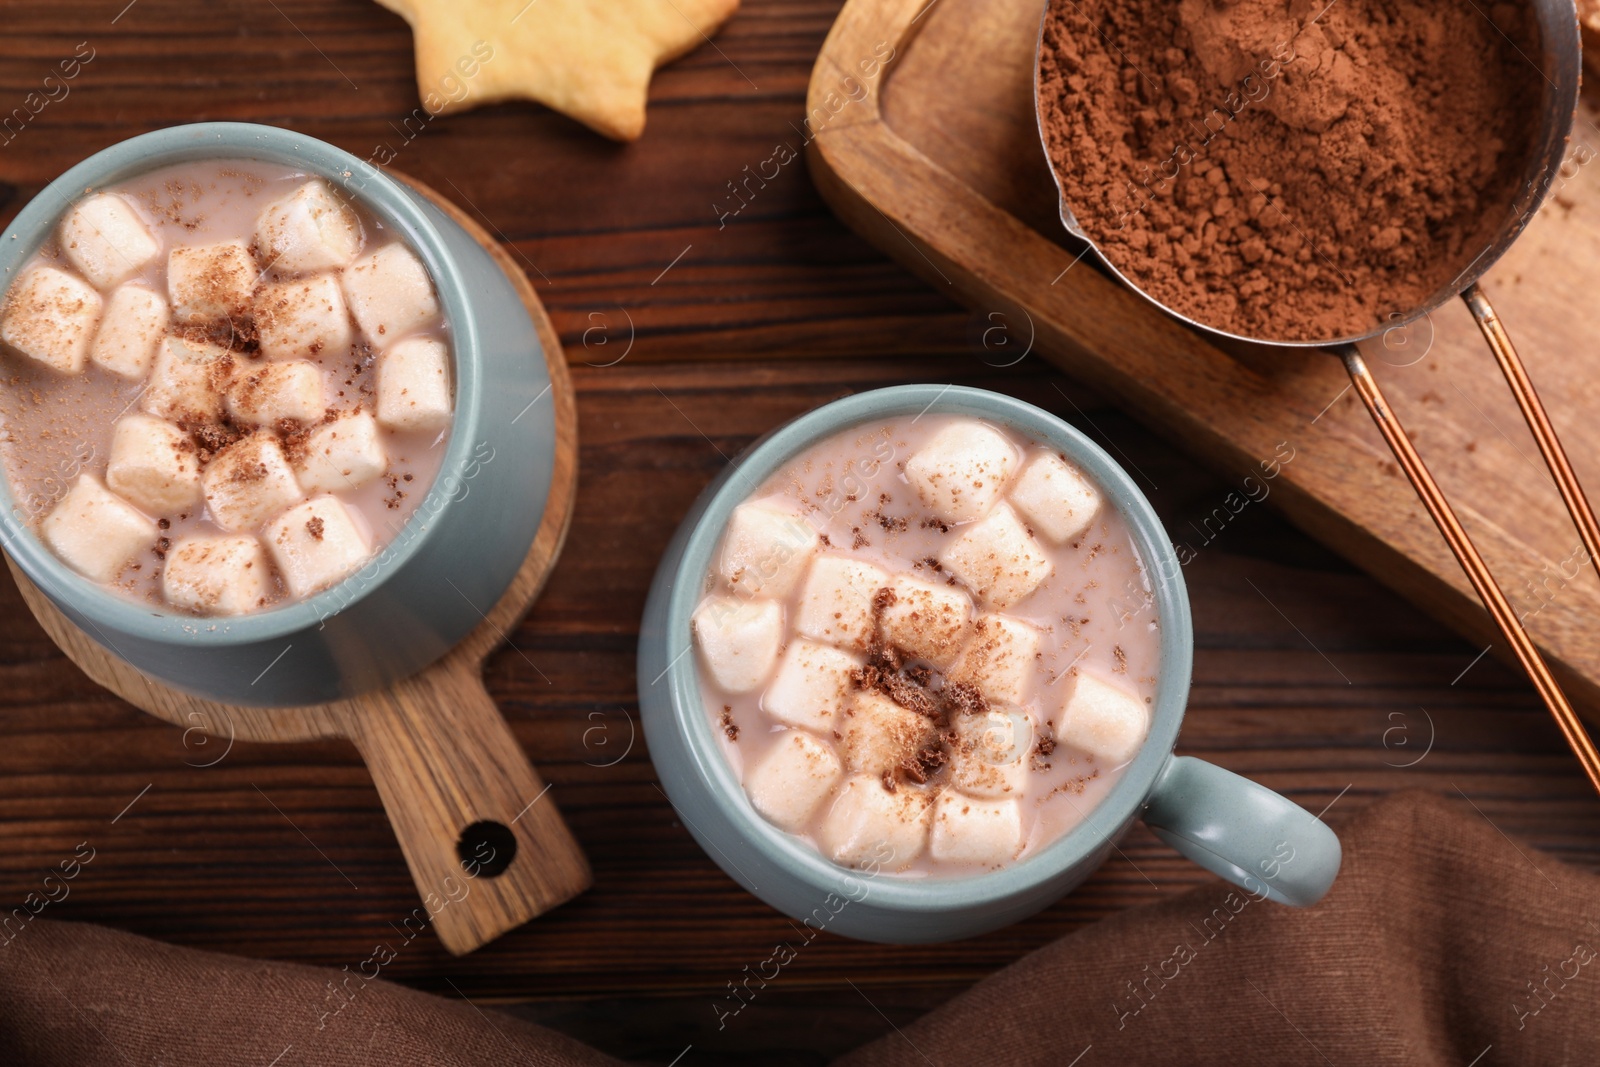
[
  {"left": 1037, "top": 0, "right": 1541, "bottom": 341},
  {"left": 847, "top": 585, "right": 999, "bottom": 788}
]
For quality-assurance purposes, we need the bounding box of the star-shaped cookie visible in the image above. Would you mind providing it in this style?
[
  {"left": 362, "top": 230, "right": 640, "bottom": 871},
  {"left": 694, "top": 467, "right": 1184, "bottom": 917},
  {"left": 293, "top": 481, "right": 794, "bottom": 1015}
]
[{"left": 375, "top": 0, "right": 741, "bottom": 141}]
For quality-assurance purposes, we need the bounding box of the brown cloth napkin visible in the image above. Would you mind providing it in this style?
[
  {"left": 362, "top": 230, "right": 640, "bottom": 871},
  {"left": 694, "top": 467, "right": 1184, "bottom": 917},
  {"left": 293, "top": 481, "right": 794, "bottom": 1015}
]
[
  {"left": 1, "top": 790, "right": 1595, "bottom": 1066},
  {"left": 840, "top": 790, "right": 1600, "bottom": 1067}
]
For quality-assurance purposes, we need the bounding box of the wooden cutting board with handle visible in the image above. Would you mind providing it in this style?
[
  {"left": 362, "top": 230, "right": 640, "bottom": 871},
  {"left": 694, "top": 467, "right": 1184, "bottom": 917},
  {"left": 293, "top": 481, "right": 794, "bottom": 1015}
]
[{"left": 6, "top": 175, "right": 591, "bottom": 955}]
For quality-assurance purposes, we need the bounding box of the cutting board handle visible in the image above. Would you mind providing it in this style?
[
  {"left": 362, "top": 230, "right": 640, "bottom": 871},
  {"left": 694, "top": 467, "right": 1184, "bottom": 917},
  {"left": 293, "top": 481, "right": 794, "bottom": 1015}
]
[{"left": 342, "top": 662, "right": 592, "bottom": 955}]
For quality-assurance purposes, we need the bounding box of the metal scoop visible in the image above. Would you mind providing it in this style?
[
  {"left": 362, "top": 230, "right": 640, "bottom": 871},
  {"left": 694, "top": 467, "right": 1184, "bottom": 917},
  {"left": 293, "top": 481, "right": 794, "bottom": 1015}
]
[{"left": 1035, "top": 0, "right": 1600, "bottom": 794}]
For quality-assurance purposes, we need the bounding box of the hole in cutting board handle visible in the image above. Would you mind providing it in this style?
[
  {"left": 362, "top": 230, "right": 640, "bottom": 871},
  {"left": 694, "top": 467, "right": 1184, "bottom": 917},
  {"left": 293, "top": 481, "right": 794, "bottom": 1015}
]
[{"left": 456, "top": 820, "right": 517, "bottom": 878}]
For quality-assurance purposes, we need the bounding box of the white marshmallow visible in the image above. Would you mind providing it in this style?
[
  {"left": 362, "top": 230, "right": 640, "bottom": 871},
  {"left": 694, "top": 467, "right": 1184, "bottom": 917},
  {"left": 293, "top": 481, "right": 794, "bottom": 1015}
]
[
  {"left": 376, "top": 336, "right": 452, "bottom": 432},
  {"left": 89, "top": 284, "right": 168, "bottom": 379},
  {"left": 201, "top": 432, "right": 304, "bottom": 533},
  {"left": 881, "top": 573, "right": 970, "bottom": 666},
  {"left": 762, "top": 639, "right": 860, "bottom": 733},
  {"left": 794, "top": 555, "right": 890, "bottom": 651},
  {"left": 168, "top": 239, "right": 257, "bottom": 322},
  {"left": 904, "top": 420, "right": 1017, "bottom": 522},
  {"left": 717, "top": 500, "right": 819, "bottom": 599},
  {"left": 342, "top": 243, "right": 438, "bottom": 344},
  {"left": 939, "top": 504, "right": 1052, "bottom": 608},
  {"left": 928, "top": 792, "right": 1024, "bottom": 867},
  {"left": 294, "top": 411, "right": 386, "bottom": 494},
  {"left": 839, "top": 690, "right": 938, "bottom": 778},
  {"left": 746, "top": 731, "right": 843, "bottom": 833},
  {"left": 41, "top": 474, "right": 156, "bottom": 583},
  {"left": 1057, "top": 671, "right": 1149, "bottom": 765},
  {"left": 162, "top": 535, "right": 272, "bottom": 616},
  {"left": 692, "top": 596, "right": 783, "bottom": 694},
  {"left": 255, "top": 180, "right": 363, "bottom": 274},
  {"left": 265, "top": 495, "right": 372, "bottom": 598},
  {"left": 106, "top": 413, "right": 201, "bottom": 515},
  {"left": 0, "top": 266, "right": 101, "bottom": 374},
  {"left": 60, "top": 193, "right": 160, "bottom": 289},
  {"left": 950, "top": 614, "right": 1042, "bottom": 706},
  {"left": 818, "top": 775, "right": 933, "bottom": 869},
  {"left": 254, "top": 273, "right": 353, "bottom": 361},
  {"left": 949, "top": 708, "right": 1030, "bottom": 798},
  {"left": 1009, "top": 452, "right": 1103, "bottom": 545},
  {"left": 142, "top": 337, "right": 235, "bottom": 424},
  {"left": 226, "top": 360, "right": 324, "bottom": 426}
]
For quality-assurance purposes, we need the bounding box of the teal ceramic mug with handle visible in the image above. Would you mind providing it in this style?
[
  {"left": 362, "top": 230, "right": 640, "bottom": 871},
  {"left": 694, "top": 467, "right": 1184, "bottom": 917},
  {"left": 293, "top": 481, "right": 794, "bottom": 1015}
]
[
  {"left": 638, "top": 385, "right": 1340, "bottom": 943},
  {"left": 0, "top": 123, "right": 554, "bottom": 707}
]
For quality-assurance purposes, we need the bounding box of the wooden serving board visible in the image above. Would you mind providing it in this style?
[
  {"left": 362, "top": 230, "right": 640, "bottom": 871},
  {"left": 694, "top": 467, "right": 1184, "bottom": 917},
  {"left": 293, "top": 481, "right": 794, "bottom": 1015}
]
[
  {"left": 808, "top": 0, "right": 1600, "bottom": 721},
  {"left": 5, "top": 175, "right": 591, "bottom": 956}
]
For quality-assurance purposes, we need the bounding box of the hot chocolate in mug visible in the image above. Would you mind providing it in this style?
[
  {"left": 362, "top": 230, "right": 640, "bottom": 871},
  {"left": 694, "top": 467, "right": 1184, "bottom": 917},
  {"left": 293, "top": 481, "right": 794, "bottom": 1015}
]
[
  {"left": 638, "top": 385, "right": 1341, "bottom": 943},
  {"left": 0, "top": 123, "right": 556, "bottom": 706}
]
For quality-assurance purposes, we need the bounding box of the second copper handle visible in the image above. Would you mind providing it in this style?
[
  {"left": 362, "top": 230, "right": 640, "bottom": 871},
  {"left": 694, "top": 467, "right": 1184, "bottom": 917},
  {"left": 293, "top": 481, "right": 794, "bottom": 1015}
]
[
  {"left": 1340, "top": 346, "right": 1600, "bottom": 796},
  {"left": 1462, "top": 282, "right": 1600, "bottom": 588}
]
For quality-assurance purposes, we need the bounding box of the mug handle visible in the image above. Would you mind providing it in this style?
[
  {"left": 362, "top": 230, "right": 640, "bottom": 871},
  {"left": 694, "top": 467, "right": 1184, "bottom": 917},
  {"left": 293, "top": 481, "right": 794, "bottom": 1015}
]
[{"left": 1141, "top": 756, "right": 1342, "bottom": 907}]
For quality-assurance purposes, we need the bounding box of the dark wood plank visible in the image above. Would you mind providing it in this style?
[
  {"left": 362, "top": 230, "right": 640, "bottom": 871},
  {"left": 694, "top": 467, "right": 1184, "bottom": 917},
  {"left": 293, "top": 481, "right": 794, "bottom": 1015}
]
[{"left": 0, "top": 2, "right": 1596, "bottom": 1063}]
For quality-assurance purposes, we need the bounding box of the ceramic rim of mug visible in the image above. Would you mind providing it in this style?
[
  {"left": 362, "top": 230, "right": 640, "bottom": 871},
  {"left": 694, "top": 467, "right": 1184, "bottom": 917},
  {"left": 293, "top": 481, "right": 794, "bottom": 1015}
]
[
  {"left": 661, "top": 384, "right": 1194, "bottom": 913},
  {"left": 0, "top": 122, "right": 481, "bottom": 646}
]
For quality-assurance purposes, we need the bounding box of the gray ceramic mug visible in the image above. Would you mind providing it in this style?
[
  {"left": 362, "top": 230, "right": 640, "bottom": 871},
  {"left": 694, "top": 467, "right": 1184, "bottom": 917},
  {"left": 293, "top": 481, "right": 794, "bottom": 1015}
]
[
  {"left": 638, "top": 385, "right": 1341, "bottom": 943},
  {"left": 0, "top": 123, "right": 553, "bottom": 706}
]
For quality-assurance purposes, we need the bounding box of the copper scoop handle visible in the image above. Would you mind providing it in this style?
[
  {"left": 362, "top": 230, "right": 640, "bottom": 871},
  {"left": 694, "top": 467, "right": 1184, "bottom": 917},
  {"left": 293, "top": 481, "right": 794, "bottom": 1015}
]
[
  {"left": 1461, "top": 283, "right": 1600, "bottom": 587},
  {"left": 1341, "top": 344, "right": 1600, "bottom": 796}
]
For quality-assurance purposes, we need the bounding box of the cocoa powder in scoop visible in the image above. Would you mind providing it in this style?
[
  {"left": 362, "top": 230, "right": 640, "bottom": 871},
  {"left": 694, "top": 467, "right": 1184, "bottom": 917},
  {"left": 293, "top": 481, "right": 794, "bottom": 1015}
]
[{"left": 1037, "top": 0, "right": 1542, "bottom": 342}]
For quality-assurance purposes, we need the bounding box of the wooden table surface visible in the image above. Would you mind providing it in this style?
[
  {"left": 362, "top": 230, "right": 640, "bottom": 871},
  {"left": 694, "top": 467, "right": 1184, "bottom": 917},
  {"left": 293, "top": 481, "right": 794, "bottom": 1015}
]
[{"left": 1, "top": 2, "right": 1597, "bottom": 1063}]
